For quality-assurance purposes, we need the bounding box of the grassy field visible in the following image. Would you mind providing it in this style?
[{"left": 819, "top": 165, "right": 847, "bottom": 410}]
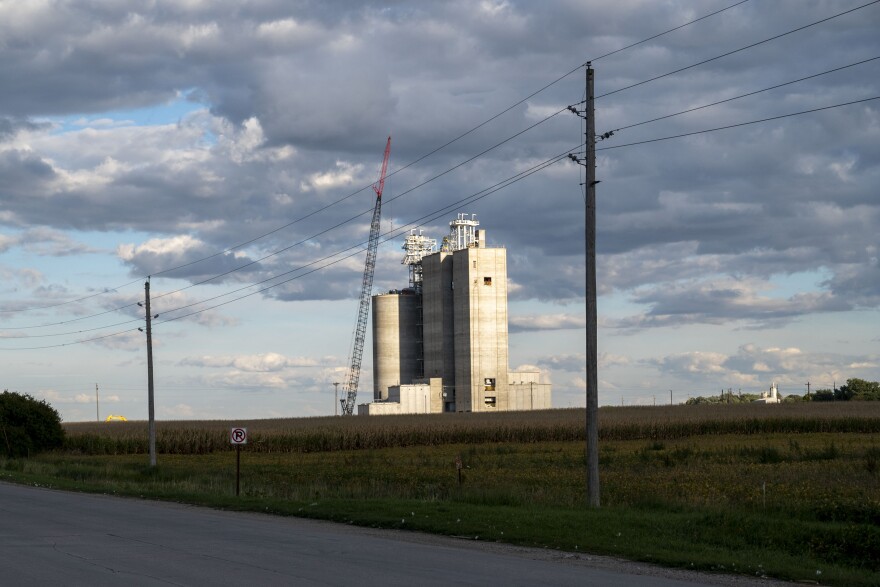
[{"left": 2, "top": 403, "right": 879, "bottom": 586}]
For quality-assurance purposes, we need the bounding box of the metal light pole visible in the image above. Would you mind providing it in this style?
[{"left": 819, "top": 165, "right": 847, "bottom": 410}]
[{"left": 333, "top": 382, "right": 340, "bottom": 416}]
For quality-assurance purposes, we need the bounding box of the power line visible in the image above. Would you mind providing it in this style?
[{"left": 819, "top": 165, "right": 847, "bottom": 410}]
[
  {"left": 0, "top": 149, "right": 574, "bottom": 350},
  {"left": 570, "top": 0, "right": 880, "bottom": 104},
  {"left": 0, "top": 279, "right": 143, "bottom": 316},
  {"left": 155, "top": 154, "right": 572, "bottom": 328},
  {"left": 2, "top": 317, "right": 142, "bottom": 338},
  {"left": 153, "top": 149, "right": 573, "bottom": 325},
  {"left": 383, "top": 0, "right": 752, "bottom": 178},
  {"left": 1, "top": 1, "right": 751, "bottom": 317},
  {"left": 588, "top": 0, "right": 752, "bottom": 64},
  {"left": 5, "top": 106, "right": 569, "bottom": 330},
  {"left": 596, "top": 96, "right": 880, "bottom": 151},
  {"left": 9, "top": 92, "right": 878, "bottom": 348},
  {"left": 11, "top": 92, "right": 878, "bottom": 341},
  {"left": 606, "top": 56, "right": 880, "bottom": 134},
  {"left": 7, "top": 83, "right": 877, "bottom": 337},
  {"left": 0, "top": 301, "right": 144, "bottom": 331},
  {"left": 10, "top": 102, "right": 574, "bottom": 333},
  {"left": 143, "top": 56, "right": 880, "bottom": 314}
]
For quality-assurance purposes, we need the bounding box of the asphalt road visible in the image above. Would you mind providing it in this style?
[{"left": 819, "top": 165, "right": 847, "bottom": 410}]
[{"left": 0, "top": 482, "right": 791, "bottom": 586}]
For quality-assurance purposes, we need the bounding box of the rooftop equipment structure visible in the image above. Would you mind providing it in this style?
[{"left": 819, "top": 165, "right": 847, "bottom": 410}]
[
  {"left": 340, "top": 136, "right": 392, "bottom": 416},
  {"left": 402, "top": 229, "right": 437, "bottom": 291},
  {"left": 442, "top": 213, "right": 479, "bottom": 251}
]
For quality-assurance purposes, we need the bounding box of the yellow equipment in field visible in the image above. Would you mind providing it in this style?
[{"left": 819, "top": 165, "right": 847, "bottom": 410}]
[{"left": 104, "top": 414, "right": 127, "bottom": 422}]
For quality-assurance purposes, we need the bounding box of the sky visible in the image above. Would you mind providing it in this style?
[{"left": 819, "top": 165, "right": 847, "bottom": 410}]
[{"left": 1, "top": 0, "right": 878, "bottom": 422}]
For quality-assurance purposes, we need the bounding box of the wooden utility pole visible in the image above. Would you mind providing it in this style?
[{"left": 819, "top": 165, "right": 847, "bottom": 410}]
[
  {"left": 95, "top": 383, "right": 100, "bottom": 422},
  {"left": 145, "top": 278, "right": 157, "bottom": 467},
  {"left": 584, "top": 63, "right": 600, "bottom": 508},
  {"left": 567, "top": 63, "right": 600, "bottom": 508}
]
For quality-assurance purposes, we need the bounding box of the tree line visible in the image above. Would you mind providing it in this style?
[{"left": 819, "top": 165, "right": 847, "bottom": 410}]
[{"left": 686, "top": 378, "right": 880, "bottom": 405}]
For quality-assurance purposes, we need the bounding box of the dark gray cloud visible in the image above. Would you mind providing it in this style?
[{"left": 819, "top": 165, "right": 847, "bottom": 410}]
[
  {"left": 0, "top": 0, "right": 878, "bottom": 329},
  {"left": 0, "top": 117, "right": 51, "bottom": 140}
]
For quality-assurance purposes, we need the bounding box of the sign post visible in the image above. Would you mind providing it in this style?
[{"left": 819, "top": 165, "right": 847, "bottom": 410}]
[
  {"left": 455, "top": 455, "right": 463, "bottom": 486},
  {"left": 230, "top": 427, "right": 247, "bottom": 496}
]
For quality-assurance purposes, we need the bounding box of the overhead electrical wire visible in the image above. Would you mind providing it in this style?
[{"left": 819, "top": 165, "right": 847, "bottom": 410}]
[
  {"left": 0, "top": 0, "right": 752, "bottom": 317},
  {"left": 133, "top": 151, "right": 580, "bottom": 330},
  {"left": 5, "top": 104, "right": 570, "bottom": 330},
  {"left": 0, "top": 149, "right": 575, "bottom": 350},
  {"left": 596, "top": 96, "right": 880, "bottom": 151},
  {"left": 153, "top": 154, "right": 574, "bottom": 327},
  {"left": 9, "top": 54, "right": 879, "bottom": 335},
  {"left": 602, "top": 56, "right": 880, "bottom": 134},
  {"left": 569, "top": 0, "right": 880, "bottom": 105},
  {"left": 588, "top": 0, "right": 752, "bottom": 63},
  {"left": 0, "top": 279, "right": 143, "bottom": 316},
  {"left": 5, "top": 88, "right": 877, "bottom": 351},
  {"left": 369, "top": 0, "right": 754, "bottom": 182},
  {"left": 20, "top": 45, "right": 875, "bottom": 334},
  {"left": 156, "top": 95, "right": 880, "bottom": 332},
  {"left": 8, "top": 104, "right": 572, "bottom": 333},
  {"left": 9, "top": 49, "right": 876, "bottom": 334},
  {"left": 103, "top": 54, "right": 880, "bottom": 317}
]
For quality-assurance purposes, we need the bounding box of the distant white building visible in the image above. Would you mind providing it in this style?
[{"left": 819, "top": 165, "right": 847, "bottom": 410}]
[{"left": 753, "top": 382, "right": 781, "bottom": 404}]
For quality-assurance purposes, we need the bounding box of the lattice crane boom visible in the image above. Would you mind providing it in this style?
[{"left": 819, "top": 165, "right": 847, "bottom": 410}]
[{"left": 341, "top": 136, "right": 391, "bottom": 416}]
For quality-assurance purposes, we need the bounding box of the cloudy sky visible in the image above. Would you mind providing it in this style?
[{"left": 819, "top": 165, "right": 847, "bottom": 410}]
[{"left": 1, "top": 0, "right": 878, "bottom": 422}]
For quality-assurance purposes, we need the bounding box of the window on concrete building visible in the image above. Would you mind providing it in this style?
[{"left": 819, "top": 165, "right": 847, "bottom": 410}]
[
  {"left": 484, "top": 396, "right": 497, "bottom": 408},
  {"left": 484, "top": 276, "right": 492, "bottom": 285},
  {"left": 484, "top": 377, "right": 495, "bottom": 391}
]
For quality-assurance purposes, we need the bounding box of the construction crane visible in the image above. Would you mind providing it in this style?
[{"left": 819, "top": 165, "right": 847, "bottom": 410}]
[{"left": 340, "top": 136, "right": 391, "bottom": 416}]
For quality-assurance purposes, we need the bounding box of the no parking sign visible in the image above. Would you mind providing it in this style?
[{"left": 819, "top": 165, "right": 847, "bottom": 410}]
[
  {"left": 230, "top": 427, "right": 248, "bottom": 445},
  {"left": 230, "top": 427, "right": 247, "bottom": 496}
]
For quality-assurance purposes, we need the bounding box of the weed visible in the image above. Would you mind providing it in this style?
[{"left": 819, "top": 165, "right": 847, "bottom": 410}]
[
  {"left": 758, "top": 447, "right": 783, "bottom": 464},
  {"left": 865, "top": 446, "right": 880, "bottom": 476}
]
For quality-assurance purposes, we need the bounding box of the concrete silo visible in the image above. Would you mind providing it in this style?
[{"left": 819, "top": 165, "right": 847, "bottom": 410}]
[{"left": 371, "top": 290, "right": 421, "bottom": 400}]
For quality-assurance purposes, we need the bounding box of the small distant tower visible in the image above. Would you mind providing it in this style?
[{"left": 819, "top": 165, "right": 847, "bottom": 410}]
[{"left": 402, "top": 229, "right": 437, "bottom": 292}]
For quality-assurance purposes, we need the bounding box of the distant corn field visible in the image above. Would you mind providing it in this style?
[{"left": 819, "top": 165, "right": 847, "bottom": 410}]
[{"left": 62, "top": 403, "right": 880, "bottom": 455}]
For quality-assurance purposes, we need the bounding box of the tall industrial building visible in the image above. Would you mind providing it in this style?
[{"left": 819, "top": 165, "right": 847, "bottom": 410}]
[{"left": 360, "top": 214, "right": 551, "bottom": 415}]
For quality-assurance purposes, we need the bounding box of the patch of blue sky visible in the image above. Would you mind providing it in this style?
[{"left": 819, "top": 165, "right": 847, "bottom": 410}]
[
  {"left": 44, "top": 89, "right": 208, "bottom": 135},
  {"left": 595, "top": 290, "right": 645, "bottom": 319},
  {"left": 761, "top": 269, "right": 833, "bottom": 298}
]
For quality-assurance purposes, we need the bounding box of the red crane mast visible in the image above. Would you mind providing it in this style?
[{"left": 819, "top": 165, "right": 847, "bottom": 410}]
[{"left": 341, "top": 136, "right": 391, "bottom": 416}]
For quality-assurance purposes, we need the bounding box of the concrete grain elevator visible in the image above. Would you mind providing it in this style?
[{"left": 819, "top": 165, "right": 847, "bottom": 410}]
[{"left": 360, "top": 213, "right": 550, "bottom": 415}]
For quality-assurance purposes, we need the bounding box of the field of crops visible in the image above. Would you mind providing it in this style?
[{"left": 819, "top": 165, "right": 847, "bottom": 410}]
[
  {"left": 4, "top": 402, "right": 878, "bottom": 586},
  {"left": 63, "top": 402, "right": 880, "bottom": 454}
]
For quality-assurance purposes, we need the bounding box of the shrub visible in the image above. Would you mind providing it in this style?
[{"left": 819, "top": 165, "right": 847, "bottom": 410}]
[{"left": 0, "top": 390, "right": 65, "bottom": 458}]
